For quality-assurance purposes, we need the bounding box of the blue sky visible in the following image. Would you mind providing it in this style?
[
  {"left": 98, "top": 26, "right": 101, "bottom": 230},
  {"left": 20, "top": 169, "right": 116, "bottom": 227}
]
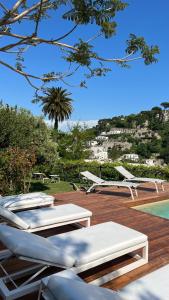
[{"left": 1, "top": 0, "right": 169, "bottom": 128}]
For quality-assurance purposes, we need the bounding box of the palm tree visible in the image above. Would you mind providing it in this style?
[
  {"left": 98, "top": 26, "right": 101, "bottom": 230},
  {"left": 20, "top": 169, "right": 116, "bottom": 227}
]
[{"left": 39, "top": 87, "right": 73, "bottom": 130}]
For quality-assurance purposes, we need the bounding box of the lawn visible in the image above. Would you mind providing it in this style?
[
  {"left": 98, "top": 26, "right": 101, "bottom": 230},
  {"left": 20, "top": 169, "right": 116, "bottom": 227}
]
[{"left": 30, "top": 180, "right": 74, "bottom": 195}]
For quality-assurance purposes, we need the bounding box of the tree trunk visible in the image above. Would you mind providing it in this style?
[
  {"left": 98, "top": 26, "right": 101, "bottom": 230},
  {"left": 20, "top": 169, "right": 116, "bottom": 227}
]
[{"left": 54, "top": 118, "right": 58, "bottom": 130}]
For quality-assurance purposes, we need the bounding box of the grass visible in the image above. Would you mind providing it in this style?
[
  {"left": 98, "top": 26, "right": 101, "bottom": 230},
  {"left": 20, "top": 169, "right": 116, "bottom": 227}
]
[{"left": 30, "top": 180, "right": 73, "bottom": 195}]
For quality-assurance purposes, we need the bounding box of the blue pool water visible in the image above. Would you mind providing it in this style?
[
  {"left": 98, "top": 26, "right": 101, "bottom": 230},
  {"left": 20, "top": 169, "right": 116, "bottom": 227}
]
[{"left": 133, "top": 199, "right": 169, "bottom": 219}]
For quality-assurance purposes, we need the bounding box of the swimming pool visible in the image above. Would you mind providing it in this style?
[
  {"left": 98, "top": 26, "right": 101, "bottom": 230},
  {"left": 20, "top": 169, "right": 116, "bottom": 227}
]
[{"left": 133, "top": 199, "right": 169, "bottom": 220}]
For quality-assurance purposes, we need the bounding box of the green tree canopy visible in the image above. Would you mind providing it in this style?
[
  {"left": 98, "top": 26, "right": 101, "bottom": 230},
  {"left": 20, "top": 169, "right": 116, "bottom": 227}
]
[
  {"left": 0, "top": 102, "right": 58, "bottom": 167},
  {"left": 56, "top": 124, "right": 94, "bottom": 160},
  {"left": 0, "top": 1, "right": 159, "bottom": 91},
  {"left": 0, "top": 102, "right": 49, "bottom": 149}
]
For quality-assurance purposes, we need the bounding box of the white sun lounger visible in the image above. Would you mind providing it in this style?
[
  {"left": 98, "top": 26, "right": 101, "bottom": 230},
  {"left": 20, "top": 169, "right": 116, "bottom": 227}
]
[
  {"left": 80, "top": 171, "right": 139, "bottom": 200},
  {"left": 0, "top": 204, "right": 92, "bottom": 232},
  {"left": 0, "top": 192, "right": 54, "bottom": 211},
  {"left": 115, "top": 166, "right": 166, "bottom": 194},
  {"left": 0, "top": 222, "right": 148, "bottom": 299},
  {"left": 39, "top": 264, "right": 169, "bottom": 300}
]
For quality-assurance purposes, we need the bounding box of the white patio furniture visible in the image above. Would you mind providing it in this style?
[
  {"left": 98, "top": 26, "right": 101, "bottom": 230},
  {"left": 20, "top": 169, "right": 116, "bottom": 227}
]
[
  {"left": 115, "top": 166, "right": 166, "bottom": 193},
  {"left": 33, "top": 173, "right": 49, "bottom": 183},
  {"left": 33, "top": 172, "right": 46, "bottom": 179},
  {"left": 0, "top": 204, "right": 92, "bottom": 232},
  {"left": 0, "top": 192, "right": 54, "bottom": 211},
  {"left": 0, "top": 221, "right": 148, "bottom": 299},
  {"left": 80, "top": 171, "right": 139, "bottom": 200},
  {"left": 49, "top": 175, "right": 60, "bottom": 183},
  {"left": 39, "top": 264, "right": 169, "bottom": 300}
]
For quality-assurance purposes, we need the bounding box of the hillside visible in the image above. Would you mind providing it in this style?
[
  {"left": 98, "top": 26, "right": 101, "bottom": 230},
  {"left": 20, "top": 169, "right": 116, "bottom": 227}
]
[{"left": 90, "top": 103, "right": 169, "bottom": 164}]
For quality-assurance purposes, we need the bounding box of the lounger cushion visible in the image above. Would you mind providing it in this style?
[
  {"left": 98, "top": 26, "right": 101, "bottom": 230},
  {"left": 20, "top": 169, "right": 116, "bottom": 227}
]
[
  {"left": 42, "top": 264, "right": 169, "bottom": 300},
  {"left": 16, "top": 204, "right": 92, "bottom": 229},
  {"left": 0, "top": 192, "right": 54, "bottom": 209},
  {"left": 42, "top": 271, "right": 121, "bottom": 300},
  {"left": 0, "top": 222, "right": 147, "bottom": 270},
  {"left": 119, "top": 264, "right": 169, "bottom": 300},
  {"left": 0, "top": 207, "right": 29, "bottom": 230},
  {"left": 49, "top": 222, "right": 147, "bottom": 267},
  {"left": 0, "top": 225, "right": 75, "bottom": 268}
]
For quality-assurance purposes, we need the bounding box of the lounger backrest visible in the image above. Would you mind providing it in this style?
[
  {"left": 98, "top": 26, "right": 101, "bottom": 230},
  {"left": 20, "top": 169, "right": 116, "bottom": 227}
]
[
  {"left": 0, "top": 206, "right": 29, "bottom": 230},
  {"left": 80, "top": 171, "right": 104, "bottom": 184},
  {"left": 115, "top": 166, "right": 134, "bottom": 179},
  {"left": 0, "top": 225, "right": 75, "bottom": 268}
]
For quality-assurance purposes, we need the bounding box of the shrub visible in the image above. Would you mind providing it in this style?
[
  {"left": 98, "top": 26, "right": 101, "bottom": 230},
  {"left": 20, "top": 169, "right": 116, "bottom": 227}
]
[
  {"left": 0, "top": 147, "right": 36, "bottom": 195},
  {"left": 45, "top": 160, "right": 169, "bottom": 183}
]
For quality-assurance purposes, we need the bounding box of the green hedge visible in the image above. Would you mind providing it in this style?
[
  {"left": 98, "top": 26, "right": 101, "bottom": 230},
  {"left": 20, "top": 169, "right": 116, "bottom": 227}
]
[{"left": 37, "top": 160, "right": 169, "bottom": 183}]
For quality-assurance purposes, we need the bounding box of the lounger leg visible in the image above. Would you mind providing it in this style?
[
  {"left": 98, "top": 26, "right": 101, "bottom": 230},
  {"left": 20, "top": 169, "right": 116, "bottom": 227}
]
[
  {"left": 154, "top": 182, "right": 159, "bottom": 193},
  {"left": 128, "top": 187, "right": 134, "bottom": 200},
  {"left": 142, "top": 242, "right": 149, "bottom": 262},
  {"left": 135, "top": 188, "right": 138, "bottom": 198},
  {"left": 86, "top": 184, "right": 97, "bottom": 193},
  {"left": 161, "top": 183, "right": 165, "bottom": 192},
  {"left": 86, "top": 218, "right": 90, "bottom": 227},
  {"left": 132, "top": 242, "right": 149, "bottom": 263},
  {"left": 37, "top": 283, "right": 43, "bottom": 300}
]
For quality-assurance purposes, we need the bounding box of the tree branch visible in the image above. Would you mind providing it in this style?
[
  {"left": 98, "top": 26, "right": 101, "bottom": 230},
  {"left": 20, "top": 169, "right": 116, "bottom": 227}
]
[
  {"left": 0, "top": 59, "right": 80, "bottom": 84},
  {"left": 95, "top": 54, "right": 143, "bottom": 63},
  {"left": 34, "top": 0, "right": 43, "bottom": 36},
  {"left": 0, "top": 36, "right": 33, "bottom": 52},
  {"left": 0, "top": 2, "right": 9, "bottom": 13},
  {"left": 86, "top": 32, "right": 103, "bottom": 43},
  {"left": 0, "top": 26, "right": 78, "bottom": 41},
  {"left": 0, "top": 31, "right": 26, "bottom": 39},
  {"left": 0, "top": 0, "right": 50, "bottom": 26},
  {"left": 11, "top": 0, "right": 26, "bottom": 13},
  {"left": 55, "top": 24, "right": 78, "bottom": 42},
  {"left": 0, "top": 32, "right": 78, "bottom": 52}
]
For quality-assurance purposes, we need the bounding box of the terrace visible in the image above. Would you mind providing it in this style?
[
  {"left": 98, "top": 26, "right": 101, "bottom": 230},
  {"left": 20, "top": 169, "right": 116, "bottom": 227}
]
[{"left": 1, "top": 183, "right": 169, "bottom": 299}]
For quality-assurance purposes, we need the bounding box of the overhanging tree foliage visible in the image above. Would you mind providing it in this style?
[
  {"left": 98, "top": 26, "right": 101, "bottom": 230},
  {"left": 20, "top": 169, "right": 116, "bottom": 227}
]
[{"left": 0, "top": 1, "right": 159, "bottom": 91}]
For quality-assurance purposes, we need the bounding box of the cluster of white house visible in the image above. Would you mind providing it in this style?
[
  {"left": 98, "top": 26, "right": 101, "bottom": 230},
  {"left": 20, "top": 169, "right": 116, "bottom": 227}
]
[{"left": 88, "top": 130, "right": 164, "bottom": 166}]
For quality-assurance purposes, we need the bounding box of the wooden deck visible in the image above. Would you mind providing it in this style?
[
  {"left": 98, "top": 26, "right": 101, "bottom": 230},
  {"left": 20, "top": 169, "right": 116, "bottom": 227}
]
[{"left": 1, "top": 183, "right": 169, "bottom": 299}]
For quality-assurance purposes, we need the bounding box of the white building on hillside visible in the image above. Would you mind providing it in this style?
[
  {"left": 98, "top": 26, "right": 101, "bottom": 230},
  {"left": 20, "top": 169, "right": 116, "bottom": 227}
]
[
  {"left": 96, "top": 135, "right": 108, "bottom": 141},
  {"left": 90, "top": 145, "right": 108, "bottom": 161},
  {"left": 122, "top": 153, "right": 139, "bottom": 162}
]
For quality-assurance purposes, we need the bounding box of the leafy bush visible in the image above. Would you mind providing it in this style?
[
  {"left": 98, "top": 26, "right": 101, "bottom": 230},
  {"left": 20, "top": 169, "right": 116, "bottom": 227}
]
[
  {"left": 44, "top": 160, "right": 169, "bottom": 183},
  {"left": 0, "top": 147, "right": 36, "bottom": 195}
]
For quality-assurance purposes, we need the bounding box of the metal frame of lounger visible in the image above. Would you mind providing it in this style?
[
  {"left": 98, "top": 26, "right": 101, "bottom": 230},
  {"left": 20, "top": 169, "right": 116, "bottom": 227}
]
[
  {"left": 114, "top": 166, "right": 166, "bottom": 194},
  {"left": 86, "top": 182, "right": 138, "bottom": 200},
  {"left": 80, "top": 171, "right": 139, "bottom": 200},
  {"left": 0, "top": 239, "right": 148, "bottom": 299},
  {"left": 25, "top": 216, "right": 91, "bottom": 232}
]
